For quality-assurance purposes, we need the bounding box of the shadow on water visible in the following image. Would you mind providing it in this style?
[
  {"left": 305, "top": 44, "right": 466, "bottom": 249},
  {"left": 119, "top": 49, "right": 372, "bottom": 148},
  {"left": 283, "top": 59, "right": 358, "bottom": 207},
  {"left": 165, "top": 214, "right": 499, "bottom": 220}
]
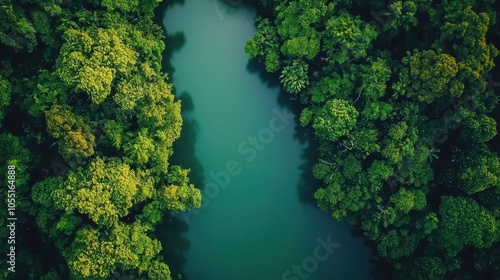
[
  {"left": 350, "top": 225, "right": 393, "bottom": 280},
  {"left": 159, "top": 94, "right": 201, "bottom": 280},
  {"left": 170, "top": 92, "right": 206, "bottom": 192},
  {"left": 155, "top": 218, "right": 192, "bottom": 280},
  {"left": 163, "top": 31, "right": 186, "bottom": 78},
  {"left": 155, "top": 2, "right": 204, "bottom": 279},
  {"left": 275, "top": 86, "right": 325, "bottom": 206},
  {"left": 246, "top": 58, "right": 281, "bottom": 89},
  {"left": 247, "top": 56, "right": 322, "bottom": 205},
  {"left": 294, "top": 132, "right": 323, "bottom": 205},
  {"left": 155, "top": 0, "right": 187, "bottom": 77},
  {"left": 160, "top": 89, "right": 205, "bottom": 279}
]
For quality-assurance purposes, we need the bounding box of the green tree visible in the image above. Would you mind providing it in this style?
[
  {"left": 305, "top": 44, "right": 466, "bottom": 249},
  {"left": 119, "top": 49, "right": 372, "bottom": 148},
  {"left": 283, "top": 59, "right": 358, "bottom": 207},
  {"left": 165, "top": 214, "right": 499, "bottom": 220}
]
[
  {"left": 390, "top": 188, "right": 416, "bottom": 214},
  {"left": 0, "top": 74, "right": 11, "bottom": 124},
  {"left": 275, "top": 0, "right": 329, "bottom": 39},
  {"left": 33, "top": 157, "right": 154, "bottom": 227},
  {"left": 439, "top": 6, "right": 498, "bottom": 82},
  {"left": 245, "top": 18, "right": 281, "bottom": 72},
  {"left": 434, "top": 196, "right": 497, "bottom": 257},
  {"left": 381, "top": 121, "right": 418, "bottom": 164},
  {"left": 394, "top": 49, "right": 460, "bottom": 103},
  {"left": 281, "top": 35, "right": 320, "bottom": 60},
  {"left": 65, "top": 222, "right": 169, "bottom": 279},
  {"left": 457, "top": 149, "right": 500, "bottom": 195},
  {"left": 45, "top": 104, "right": 95, "bottom": 158},
  {"left": 461, "top": 113, "right": 497, "bottom": 143},
  {"left": 377, "top": 229, "right": 419, "bottom": 259},
  {"left": 322, "top": 10, "right": 377, "bottom": 64},
  {"left": 55, "top": 27, "right": 138, "bottom": 105},
  {"left": 385, "top": 1, "right": 418, "bottom": 33},
  {"left": 307, "top": 72, "right": 353, "bottom": 104},
  {"left": 315, "top": 178, "right": 371, "bottom": 220},
  {"left": 0, "top": 3, "right": 37, "bottom": 51},
  {"left": 312, "top": 99, "right": 358, "bottom": 142},
  {"left": 395, "top": 256, "right": 446, "bottom": 280},
  {"left": 357, "top": 57, "right": 392, "bottom": 101},
  {"left": 161, "top": 165, "right": 202, "bottom": 214},
  {"left": 362, "top": 101, "right": 393, "bottom": 121},
  {"left": 280, "top": 59, "right": 309, "bottom": 94}
]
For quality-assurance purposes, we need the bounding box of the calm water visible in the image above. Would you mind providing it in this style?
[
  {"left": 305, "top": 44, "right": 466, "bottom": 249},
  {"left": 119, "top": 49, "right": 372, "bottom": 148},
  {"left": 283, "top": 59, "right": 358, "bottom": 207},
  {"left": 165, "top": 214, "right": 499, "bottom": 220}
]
[{"left": 158, "top": 1, "right": 374, "bottom": 279}]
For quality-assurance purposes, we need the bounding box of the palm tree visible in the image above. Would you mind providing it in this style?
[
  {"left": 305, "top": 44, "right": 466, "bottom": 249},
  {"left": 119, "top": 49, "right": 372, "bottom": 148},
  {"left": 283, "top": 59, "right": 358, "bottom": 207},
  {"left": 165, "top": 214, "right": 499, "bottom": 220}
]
[
  {"left": 429, "top": 148, "right": 440, "bottom": 163},
  {"left": 280, "top": 59, "right": 309, "bottom": 94}
]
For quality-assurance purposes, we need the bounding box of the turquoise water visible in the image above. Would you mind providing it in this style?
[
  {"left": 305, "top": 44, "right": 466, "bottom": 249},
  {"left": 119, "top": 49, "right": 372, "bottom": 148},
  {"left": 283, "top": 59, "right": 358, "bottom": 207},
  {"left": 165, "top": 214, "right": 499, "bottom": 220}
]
[{"left": 158, "top": 1, "right": 374, "bottom": 279}]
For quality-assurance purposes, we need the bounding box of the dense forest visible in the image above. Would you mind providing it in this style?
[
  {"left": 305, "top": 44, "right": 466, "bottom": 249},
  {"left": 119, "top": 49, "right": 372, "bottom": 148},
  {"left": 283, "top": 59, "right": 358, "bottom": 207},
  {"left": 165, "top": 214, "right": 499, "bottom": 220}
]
[
  {"left": 0, "top": 0, "right": 201, "bottom": 279},
  {"left": 1, "top": 0, "right": 500, "bottom": 279},
  {"left": 246, "top": 0, "right": 500, "bottom": 279}
]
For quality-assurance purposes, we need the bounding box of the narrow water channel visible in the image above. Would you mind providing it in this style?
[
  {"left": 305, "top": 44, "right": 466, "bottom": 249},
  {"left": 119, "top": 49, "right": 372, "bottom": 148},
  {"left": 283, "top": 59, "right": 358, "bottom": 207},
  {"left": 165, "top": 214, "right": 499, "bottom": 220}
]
[{"left": 158, "top": 1, "right": 374, "bottom": 279}]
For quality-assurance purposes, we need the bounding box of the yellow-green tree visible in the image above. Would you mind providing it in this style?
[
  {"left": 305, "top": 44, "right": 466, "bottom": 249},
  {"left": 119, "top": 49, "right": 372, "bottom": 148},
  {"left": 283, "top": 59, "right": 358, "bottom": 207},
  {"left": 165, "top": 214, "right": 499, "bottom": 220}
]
[
  {"left": 394, "top": 49, "right": 460, "bottom": 103},
  {"left": 313, "top": 99, "right": 359, "bottom": 142},
  {"left": 45, "top": 104, "right": 95, "bottom": 158}
]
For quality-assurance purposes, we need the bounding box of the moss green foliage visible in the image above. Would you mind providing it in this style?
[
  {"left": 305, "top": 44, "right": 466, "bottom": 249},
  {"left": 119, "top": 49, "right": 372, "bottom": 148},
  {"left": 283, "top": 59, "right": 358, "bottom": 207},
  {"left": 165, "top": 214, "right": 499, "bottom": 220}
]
[
  {"left": 0, "top": 0, "right": 201, "bottom": 279},
  {"left": 248, "top": 0, "right": 499, "bottom": 278}
]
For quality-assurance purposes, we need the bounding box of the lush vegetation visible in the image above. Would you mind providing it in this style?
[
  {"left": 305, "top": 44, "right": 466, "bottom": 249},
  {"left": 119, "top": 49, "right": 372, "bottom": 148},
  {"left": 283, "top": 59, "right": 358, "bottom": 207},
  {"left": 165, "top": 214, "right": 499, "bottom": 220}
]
[
  {"left": 0, "top": 0, "right": 201, "bottom": 279},
  {"left": 1, "top": 0, "right": 499, "bottom": 279},
  {"left": 247, "top": 0, "right": 500, "bottom": 279}
]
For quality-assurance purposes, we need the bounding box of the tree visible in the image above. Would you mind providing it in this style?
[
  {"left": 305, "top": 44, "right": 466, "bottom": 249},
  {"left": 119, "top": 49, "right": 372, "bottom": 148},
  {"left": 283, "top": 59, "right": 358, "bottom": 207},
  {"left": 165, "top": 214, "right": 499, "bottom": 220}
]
[
  {"left": 245, "top": 0, "right": 500, "bottom": 279},
  {"left": 33, "top": 157, "right": 154, "bottom": 227},
  {"left": 381, "top": 121, "right": 417, "bottom": 164},
  {"left": 45, "top": 104, "right": 95, "bottom": 158},
  {"left": 281, "top": 35, "right": 320, "bottom": 60},
  {"left": 377, "top": 229, "right": 419, "bottom": 259},
  {"left": 280, "top": 59, "right": 309, "bottom": 94},
  {"left": 395, "top": 256, "right": 446, "bottom": 280},
  {"left": 102, "top": 119, "right": 126, "bottom": 149},
  {"left": 384, "top": 1, "right": 418, "bottom": 33},
  {"left": 357, "top": 57, "right": 392, "bottom": 101},
  {"left": 55, "top": 27, "right": 138, "bottom": 105},
  {"left": 433, "top": 196, "right": 496, "bottom": 257},
  {"left": 161, "top": 165, "right": 202, "bottom": 214},
  {"left": 322, "top": 10, "right": 377, "bottom": 64},
  {"left": 312, "top": 99, "right": 358, "bottom": 142},
  {"left": 315, "top": 178, "right": 371, "bottom": 220},
  {"left": 367, "top": 160, "right": 394, "bottom": 191},
  {"left": 352, "top": 128, "right": 380, "bottom": 157},
  {"left": 394, "top": 49, "right": 460, "bottom": 103},
  {"left": 0, "top": 74, "right": 11, "bottom": 125},
  {"left": 390, "top": 188, "right": 415, "bottom": 214},
  {"left": 438, "top": 6, "right": 498, "bottom": 82},
  {"left": 362, "top": 101, "right": 393, "bottom": 121},
  {"left": 275, "top": 0, "right": 329, "bottom": 38},
  {"left": 65, "top": 222, "right": 170, "bottom": 279},
  {"left": 461, "top": 113, "right": 497, "bottom": 143},
  {"left": 0, "top": 3, "right": 37, "bottom": 51},
  {"left": 245, "top": 18, "right": 281, "bottom": 72},
  {"left": 415, "top": 212, "right": 439, "bottom": 236},
  {"left": 0, "top": 0, "right": 197, "bottom": 279},
  {"left": 457, "top": 148, "right": 500, "bottom": 195},
  {"left": 307, "top": 72, "right": 353, "bottom": 104},
  {"left": 22, "top": 70, "right": 69, "bottom": 118}
]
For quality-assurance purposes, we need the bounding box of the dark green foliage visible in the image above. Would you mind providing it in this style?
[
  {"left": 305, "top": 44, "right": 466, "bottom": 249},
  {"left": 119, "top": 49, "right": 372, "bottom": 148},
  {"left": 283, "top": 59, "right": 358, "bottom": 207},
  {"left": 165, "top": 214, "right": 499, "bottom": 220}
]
[
  {"left": 247, "top": 0, "right": 499, "bottom": 278},
  {"left": 395, "top": 256, "right": 446, "bottom": 280},
  {"left": 433, "top": 196, "right": 496, "bottom": 257}
]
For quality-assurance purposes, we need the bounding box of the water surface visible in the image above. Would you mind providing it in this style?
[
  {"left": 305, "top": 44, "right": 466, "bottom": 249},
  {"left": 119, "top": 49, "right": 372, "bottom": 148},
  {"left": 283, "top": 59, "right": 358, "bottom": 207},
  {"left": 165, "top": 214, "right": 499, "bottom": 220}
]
[{"left": 159, "top": 1, "right": 374, "bottom": 279}]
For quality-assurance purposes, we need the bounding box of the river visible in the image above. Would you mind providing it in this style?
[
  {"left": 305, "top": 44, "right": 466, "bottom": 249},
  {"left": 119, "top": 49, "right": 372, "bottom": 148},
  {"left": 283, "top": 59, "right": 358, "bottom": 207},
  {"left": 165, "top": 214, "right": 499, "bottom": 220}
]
[{"left": 157, "top": 1, "right": 374, "bottom": 279}]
